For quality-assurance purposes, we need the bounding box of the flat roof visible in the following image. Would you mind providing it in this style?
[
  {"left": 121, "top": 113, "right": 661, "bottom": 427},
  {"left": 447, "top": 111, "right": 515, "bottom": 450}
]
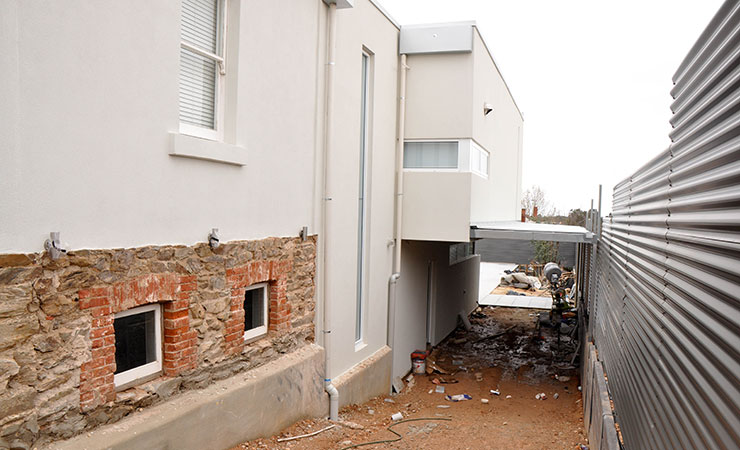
[{"left": 470, "top": 221, "right": 595, "bottom": 243}]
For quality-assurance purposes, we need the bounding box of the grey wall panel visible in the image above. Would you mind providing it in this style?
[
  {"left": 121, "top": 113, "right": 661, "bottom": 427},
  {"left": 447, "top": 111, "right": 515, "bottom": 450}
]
[{"left": 589, "top": 2, "right": 740, "bottom": 448}]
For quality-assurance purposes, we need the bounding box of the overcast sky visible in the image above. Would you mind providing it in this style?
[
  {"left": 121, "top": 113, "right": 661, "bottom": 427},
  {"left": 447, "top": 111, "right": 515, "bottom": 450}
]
[{"left": 377, "top": 0, "right": 723, "bottom": 214}]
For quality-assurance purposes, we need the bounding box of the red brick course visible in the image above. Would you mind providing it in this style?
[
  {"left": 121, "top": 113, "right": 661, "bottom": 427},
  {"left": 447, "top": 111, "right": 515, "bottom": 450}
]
[
  {"left": 224, "top": 260, "right": 293, "bottom": 355},
  {"left": 77, "top": 273, "right": 197, "bottom": 412}
]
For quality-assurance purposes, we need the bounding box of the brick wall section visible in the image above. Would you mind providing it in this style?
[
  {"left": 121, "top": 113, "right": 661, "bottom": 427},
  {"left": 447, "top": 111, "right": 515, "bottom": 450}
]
[
  {"left": 224, "top": 260, "right": 292, "bottom": 355},
  {"left": 77, "top": 273, "right": 197, "bottom": 412}
]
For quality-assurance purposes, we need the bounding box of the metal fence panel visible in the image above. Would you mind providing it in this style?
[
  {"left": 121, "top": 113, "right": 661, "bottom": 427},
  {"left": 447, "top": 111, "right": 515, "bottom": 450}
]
[{"left": 589, "top": 2, "right": 740, "bottom": 448}]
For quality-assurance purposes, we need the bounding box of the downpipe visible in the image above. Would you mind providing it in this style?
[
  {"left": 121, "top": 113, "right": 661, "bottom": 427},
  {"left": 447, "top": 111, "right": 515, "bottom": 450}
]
[{"left": 322, "top": 1, "right": 339, "bottom": 421}]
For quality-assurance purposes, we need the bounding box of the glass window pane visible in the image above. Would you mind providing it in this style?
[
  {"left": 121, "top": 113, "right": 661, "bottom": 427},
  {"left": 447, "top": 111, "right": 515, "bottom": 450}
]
[
  {"left": 403, "top": 142, "right": 458, "bottom": 168},
  {"left": 244, "top": 287, "right": 265, "bottom": 331},
  {"left": 114, "top": 310, "right": 156, "bottom": 374}
]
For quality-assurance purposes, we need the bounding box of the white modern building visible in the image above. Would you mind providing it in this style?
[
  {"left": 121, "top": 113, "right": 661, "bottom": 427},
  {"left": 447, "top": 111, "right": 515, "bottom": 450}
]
[{"left": 0, "top": 0, "right": 523, "bottom": 448}]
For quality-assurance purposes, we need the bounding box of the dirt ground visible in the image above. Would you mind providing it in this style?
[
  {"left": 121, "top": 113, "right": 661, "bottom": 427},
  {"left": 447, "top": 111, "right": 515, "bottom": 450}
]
[{"left": 232, "top": 307, "right": 587, "bottom": 450}]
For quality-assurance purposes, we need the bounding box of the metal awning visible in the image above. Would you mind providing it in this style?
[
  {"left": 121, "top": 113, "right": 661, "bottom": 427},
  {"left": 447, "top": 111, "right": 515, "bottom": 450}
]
[{"left": 470, "top": 221, "right": 595, "bottom": 243}]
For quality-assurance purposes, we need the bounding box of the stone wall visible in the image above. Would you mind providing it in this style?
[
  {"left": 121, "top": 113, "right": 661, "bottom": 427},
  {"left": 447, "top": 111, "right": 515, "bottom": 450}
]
[{"left": 0, "top": 236, "right": 316, "bottom": 449}]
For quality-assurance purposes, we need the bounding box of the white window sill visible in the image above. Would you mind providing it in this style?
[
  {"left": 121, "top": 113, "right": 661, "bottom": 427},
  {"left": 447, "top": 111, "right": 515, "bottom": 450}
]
[{"left": 169, "top": 132, "right": 247, "bottom": 166}]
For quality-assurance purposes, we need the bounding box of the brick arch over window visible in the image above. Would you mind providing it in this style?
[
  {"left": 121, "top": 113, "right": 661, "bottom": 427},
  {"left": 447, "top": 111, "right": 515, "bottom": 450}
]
[
  {"left": 224, "top": 260, "right": 292, "bottom": 355},
  {"left": 77, "top": 273, "right": 197, "bottom": 412}
]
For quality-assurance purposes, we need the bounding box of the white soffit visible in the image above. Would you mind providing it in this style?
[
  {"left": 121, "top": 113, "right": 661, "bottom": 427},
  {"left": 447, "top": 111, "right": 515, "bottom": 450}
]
[
  {"left": 322, "top": 0, "right": 354, "bottom": 9},
  {"left": 400, "top": 22, "right": 474, "bottom": 55},
  {"left": 470, "top": 221, "right": 596, "bottom": 243}
]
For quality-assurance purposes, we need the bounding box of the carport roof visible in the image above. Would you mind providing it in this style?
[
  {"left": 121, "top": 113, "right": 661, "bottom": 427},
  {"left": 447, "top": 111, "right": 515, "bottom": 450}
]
[{"left": 470, "top": 221, "right": 595, "bottom": 243}]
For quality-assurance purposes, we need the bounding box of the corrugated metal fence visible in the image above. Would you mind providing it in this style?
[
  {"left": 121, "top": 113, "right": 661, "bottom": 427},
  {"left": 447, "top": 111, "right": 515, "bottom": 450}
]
[{"left": 588, "top": 1, "right": 740, "bottom": 448}]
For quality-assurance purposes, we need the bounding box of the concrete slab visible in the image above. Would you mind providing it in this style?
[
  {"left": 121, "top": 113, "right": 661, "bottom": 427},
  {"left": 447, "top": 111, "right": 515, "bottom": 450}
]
[
  {"left": 479, "top": 294, "right": 552, "bottom": 309},
  {"left": 50, "top": 345, "right": 327, "bottom": 450},
  {"left": 478, "top": 262, "right": 517, "bottom": 302}
]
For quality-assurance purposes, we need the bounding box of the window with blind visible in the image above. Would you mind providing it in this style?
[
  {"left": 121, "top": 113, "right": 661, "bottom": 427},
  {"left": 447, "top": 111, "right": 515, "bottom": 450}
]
[
  {"left": 179, "top": 0, "right": 225, "bottom": 139},
  {"left": 403, "top": 141, "right": 459, "bottom": 169}
]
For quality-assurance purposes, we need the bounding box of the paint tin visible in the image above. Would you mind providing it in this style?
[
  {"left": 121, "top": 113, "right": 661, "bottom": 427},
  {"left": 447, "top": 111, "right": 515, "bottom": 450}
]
[{"left": 411, "top": 350, "right": 427, "bottom": 374}]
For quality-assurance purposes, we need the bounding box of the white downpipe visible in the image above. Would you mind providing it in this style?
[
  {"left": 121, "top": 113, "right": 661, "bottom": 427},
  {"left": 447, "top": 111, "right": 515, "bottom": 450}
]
[
  {"left": 387, "top": 54, "right": 409, "bottom": 368},
  {"left": 321, "top": 1, "right": 339, "bottom": 421}
]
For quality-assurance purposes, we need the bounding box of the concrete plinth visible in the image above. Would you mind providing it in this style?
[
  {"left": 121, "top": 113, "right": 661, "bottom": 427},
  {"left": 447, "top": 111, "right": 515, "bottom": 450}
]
[
  {"left": 333, "top": 346, "right": 392, "bottom": 407},
  {"left": 50, "top": 345, "right": 327, "bottom": 450}
]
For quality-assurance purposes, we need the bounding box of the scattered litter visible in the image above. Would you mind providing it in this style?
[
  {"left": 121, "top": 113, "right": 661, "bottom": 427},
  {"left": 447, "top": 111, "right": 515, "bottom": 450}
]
[
  {"left": 384, "top": 398, "right": 395, "bottom": 403},
  {"left": 445, "top": 394, "right": 472, "bottom": 402},
  {"left": 392, "top": 377, "right": 404, "bottom": 394},
  {"left": 428, "top": 389, "right": 433, "bottom": 394},
  {"left": 436, "top": 405, "right": 450, "bottom": 409},
  {"left": 452, "top": 359, "right": 463, "bottom": 366},
  {"left": 426, "top": 362, "right": 448, "bottom": 375},
  {"left": 555, "top": 375, "right": 571, "bottom": 382},
  {"left": 578, "top": 385, "right": 582, "bottom": 391},
  {"left": 406, "top": 376, "right": 416, "bottom": 390},
  {"left": 506, "top": 290, "right": 526, "bottom": 296},
  {"left": 277, "top": 424, "right": 336, "bottom": 442},
  {"left": 503, "top": 421, "right": 508, "bottom": 425},
  {"left": 368, "top": 409, "right": 374, "bottom": 415},
  {"left": 340, "top": 441, "right": 352, "bottom": 446},
  {"left": 405, "top": 373, "right": 414, "bottom": 382},
  {"left": 505, "top": 395, "right": 512, "bottom": 399},
  {"left": 535, "top": 393, "right": 547, "bottom": 400},
  {"left": 475, "top": 372, "right": 483, "bottom": 382},
  {"left": 481, "top": 398, "right": 489, "bottom": 404},
  {"left": 435, "top": 386, "right": 445, "bottom": 394},
  {"left": 330, "top": 420, "right": 364, "bottom": 430},
  {"left": 432, "top": 377, "right": 458, "bottom": 384},
  {"left": 451, "top": 337, "right": 467, "bottom": 344},
  {"left": 490, "top": 389, "right": 500, "bottom": 396},
  {"left": 391, "top": 412, "right": 403, "bottom": 421},
  {"left": 553, "top": 393, "right": 559, "bottom": 399},
  {"left": 579, "top": 445, "right": 590, "bottom": 450}
]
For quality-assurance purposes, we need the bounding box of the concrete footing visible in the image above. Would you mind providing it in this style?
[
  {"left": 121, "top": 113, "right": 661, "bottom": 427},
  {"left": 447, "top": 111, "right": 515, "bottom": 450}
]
[
  {"left": 50, "top": 345, "right": 328, "bottom": 450},
  {"left": 333, "top": 346, "right": 392, "bottom": 408},
  {"left": 581, "top": 341, "right": 620, "bottom": 450}
]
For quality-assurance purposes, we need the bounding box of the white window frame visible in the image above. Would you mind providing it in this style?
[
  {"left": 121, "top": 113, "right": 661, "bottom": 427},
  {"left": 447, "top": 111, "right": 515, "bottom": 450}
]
[
  {"left": 178, "top": 0, "right": 227, "bottom": 141},
  {"left": 243, "top": 282, "right": 268, "bottom": 341},
  {"left": 470, "top": 141, "right": 489, "bottom": 179},
  {"left": 113, "top": 304, "right": 163, "bottom": 388}
]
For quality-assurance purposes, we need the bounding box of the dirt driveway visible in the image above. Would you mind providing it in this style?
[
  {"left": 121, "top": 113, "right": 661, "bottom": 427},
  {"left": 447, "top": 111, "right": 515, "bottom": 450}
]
[{"left": 233, "top": 308, "right": 589, "bottom": 450}]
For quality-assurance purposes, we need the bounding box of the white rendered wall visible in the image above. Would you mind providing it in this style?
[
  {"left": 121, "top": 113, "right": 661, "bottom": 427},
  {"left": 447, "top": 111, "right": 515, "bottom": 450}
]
[
  {"left": 404, "top": 52, "right": 473, "bottom": 141},
  {"left": 402, "top": 172, "right": 472, "bottom": 242},
  {"left": 323, "top": 0, "right": 398, "bottom": 379},
  {"left": 394, "top": 240, "right": 480, "bottom": 380},
  {"left": 469, "top": 29, "right": 524, "bottom": 222},
  {"left": 0, "top": 0, "right": 321, "bottom": 253}
]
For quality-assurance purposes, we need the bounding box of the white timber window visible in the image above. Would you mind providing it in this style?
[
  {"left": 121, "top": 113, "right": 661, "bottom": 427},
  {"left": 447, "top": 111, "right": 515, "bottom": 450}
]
[
  {"left": 243, "top": 283, "right": 268, "bottom": 341},
  {"left": 113, "top": 304, "right": 163, "bottom": 387},
  {"left": 178, "top": 0, "right": 226, "bottom": 140},
  {"left": 403, "top": 141, "right": 459, "bottom": 169},
  {"left": 470, "top": 142, "right": 489, "bottom": 178}
]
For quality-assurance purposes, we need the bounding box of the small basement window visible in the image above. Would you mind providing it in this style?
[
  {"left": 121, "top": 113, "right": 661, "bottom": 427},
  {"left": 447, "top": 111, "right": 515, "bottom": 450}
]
[
  {"left": 243, "top": 282, "right": 268, "bottom": 341},
  {"left": 113, "top": 304, "right": 162, "bottom": 387}
]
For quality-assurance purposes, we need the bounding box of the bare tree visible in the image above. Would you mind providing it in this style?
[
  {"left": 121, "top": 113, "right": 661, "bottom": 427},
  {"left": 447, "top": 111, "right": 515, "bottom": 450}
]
[{"left": 521, "top": 185, "right": 554, "bottom": 216}]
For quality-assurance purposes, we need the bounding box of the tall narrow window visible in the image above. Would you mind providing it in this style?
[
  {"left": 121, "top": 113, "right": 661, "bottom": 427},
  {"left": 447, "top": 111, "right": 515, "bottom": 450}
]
[
  {"left": 356, "top": 52, "right": 371, "bottom": 344},
  {"left": 179, "top": 0, "right": 225, "bottom": 139}
]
